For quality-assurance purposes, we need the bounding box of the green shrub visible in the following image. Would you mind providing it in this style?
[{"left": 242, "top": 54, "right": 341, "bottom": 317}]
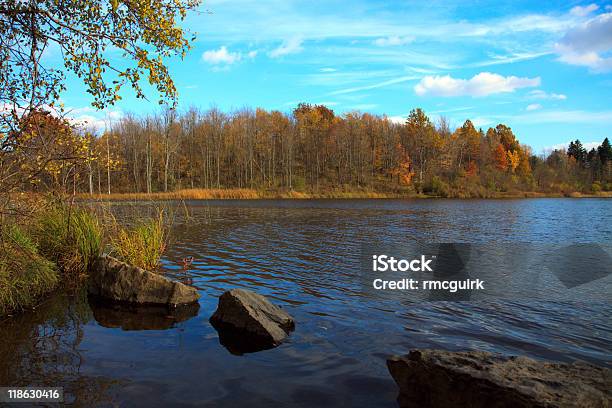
[
  {"left": 32, "top": 203, "right": 103, "bottom": 283},
  {"left": 292, "top": 176, "right": 306, "bottom": 191},
  {"left": 423, "top": 176, "right": 450, "bottom": 197},
  {"left": 110, "top": 211, "right": 168, "bottom": 271},
  {"left": 591, "top": 181, "right": 602, "bottom": 193},
  {"left": 0, "top": 225, "right": 58, "bottom": 316}
]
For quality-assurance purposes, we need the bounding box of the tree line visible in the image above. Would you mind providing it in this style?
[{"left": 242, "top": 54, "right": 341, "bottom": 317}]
[{"left": 3, "top": 104, "right": 612, "bottom": 198}]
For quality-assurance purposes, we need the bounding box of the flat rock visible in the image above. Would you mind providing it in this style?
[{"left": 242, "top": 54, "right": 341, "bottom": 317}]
[
  {"left": 88, "top": 255, "right": 199, "bottom": 306},
  {"left": 387, "top": 349, "right": 611, "bottom": 408},
  {"left": 209, "top": 288, "right": 295, "bottom": 354}
]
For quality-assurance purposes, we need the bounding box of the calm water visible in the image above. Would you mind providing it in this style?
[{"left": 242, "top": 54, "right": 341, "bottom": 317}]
[{"left": 1, "top": 199, "right": 611, "bottom": 407}]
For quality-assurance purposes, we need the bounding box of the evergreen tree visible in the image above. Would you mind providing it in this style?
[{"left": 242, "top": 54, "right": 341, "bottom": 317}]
[
  {"left": 598, "top": 138, "right": 612, "bottom": 164},
  {"left": 567, "top": 139, "right": 587, "bottom": 165}
]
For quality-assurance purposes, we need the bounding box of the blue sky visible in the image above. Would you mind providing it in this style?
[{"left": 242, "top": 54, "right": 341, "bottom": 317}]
[{"left": 56, "top": 0, "right": 612, "bottom": 153}]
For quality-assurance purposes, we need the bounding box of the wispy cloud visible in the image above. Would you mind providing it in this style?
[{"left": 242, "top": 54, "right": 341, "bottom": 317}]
[
  {"left": 269, "top": 38, "right": 304, "bottom": 58},
  {"left": 528, "top": 90, "right": 567, "bottom": 100},
  {"left": 428, "top": 106, "right": 474, "bottom": 114},
  {"left": 470, "top": 51, "right": 552, "bottom": 67},
  {"left": 526, "top": 103, "right": 542, "bottom": 111},
  {"left": 569, "top": 4, "right": 599, "bottom": 17},
  {"left": 505, "top": 110, "right": 612, "bottom": 124},
  {"left": 373, "top": 35, "right": 414, "bottom": 46},
  {"left": 329, "top": 75, "right": 420, "bottom": 95},
  {"left": 347, "top": 103, "right": 379, "bottom": 110}
]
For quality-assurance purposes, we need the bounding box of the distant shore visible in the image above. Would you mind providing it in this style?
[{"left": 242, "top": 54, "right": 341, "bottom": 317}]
[{"left": 77, "top": 188, "right": 612, "bottom": 201}]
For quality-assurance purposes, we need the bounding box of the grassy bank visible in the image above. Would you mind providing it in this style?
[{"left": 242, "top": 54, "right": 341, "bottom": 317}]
[
  {"left": 0, "top": 201, "right": 168, "bottom": 317},
  {"left": 80, "top": 188, "right": 612, "bottom": 201},
  {"left": 0, "top": 225, "right": 58, "bottom": 316}
]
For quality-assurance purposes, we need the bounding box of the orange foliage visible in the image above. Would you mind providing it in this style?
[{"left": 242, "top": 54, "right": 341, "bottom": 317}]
[
  {"left": 466, "top": 160, "right": 478, "bottom": 177},
  {"left": 390, "top": 143, "right": 414, "bottom": 185},
  {"left": 494, "top": 143, "right": 508, "bottom": 171}
]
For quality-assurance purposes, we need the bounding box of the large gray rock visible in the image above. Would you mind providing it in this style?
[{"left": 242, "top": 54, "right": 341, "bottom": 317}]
[
  {"left": 387, "top": 350, "right": 611, "bottom": 408},
  {"left": 209, "top": 288, "right": 295, "bottom": 354},
  {"left": 89, "top": 255, "right": 199, "bottom": 305}
]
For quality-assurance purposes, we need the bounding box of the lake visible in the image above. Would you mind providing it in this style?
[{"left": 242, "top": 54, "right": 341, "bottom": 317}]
[{"left": 1, "top": 198, "right": 611, "bottom": 407}]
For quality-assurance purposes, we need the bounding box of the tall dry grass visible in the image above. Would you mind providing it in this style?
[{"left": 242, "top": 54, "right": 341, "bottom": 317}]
[
  {"left": 80, "top": 188, "right": 411, "bottom": 201},
  {"left": 85, "top": 188, "right": 262, "bottom": 201}
]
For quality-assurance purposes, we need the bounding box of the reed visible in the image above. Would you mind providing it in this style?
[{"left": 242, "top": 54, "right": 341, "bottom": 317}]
[
  {"left": 80, "top": 188, "right": 409, "bottom": 201},
  {"left": 85, "top": 188, "right": 262, "bottom": 201},
  {"left": 31, "top": 202, "right": 103, "bottom": 284},
  {"left": 109, "top": 210, "right": 168, "bottom": 271}
]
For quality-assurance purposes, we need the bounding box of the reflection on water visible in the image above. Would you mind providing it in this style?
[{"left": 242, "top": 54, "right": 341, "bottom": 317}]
[
  {"left": 89, "top": 297, "right": 200, "bottom": 331},
  {"left": 0, "top": 290, "right": 122, "bottom": 406},
  {"left": 1, "top": 199, "right": 611, "bottom": 407}
]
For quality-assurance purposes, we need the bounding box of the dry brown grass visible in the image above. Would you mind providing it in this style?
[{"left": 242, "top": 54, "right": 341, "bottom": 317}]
[
  {"left": 83, "top": 188, "right": 263, "bottom": 201},
  {"left": 78, "top": 188, "right": 612, "bottom": 201},
  {"left": 80, "top": 188, "right": 406, "bottom": 200}
]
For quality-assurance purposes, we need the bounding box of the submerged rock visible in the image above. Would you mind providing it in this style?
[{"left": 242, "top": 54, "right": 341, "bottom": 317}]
[
  {"left": 387, "top": 349, "right": 611, "bottom": 408},
  {"left": 89, "top": 296, "right": 200, "bottom": 330},
  {"left": 209, "top": 288, "right": 295, "bottom": 354},
  {"left": 88, "top": 255, "right": 199, "bottom": 306}
]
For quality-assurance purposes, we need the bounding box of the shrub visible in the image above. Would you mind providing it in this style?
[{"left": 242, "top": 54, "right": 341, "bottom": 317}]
[
  {"left": 110, "top": 211, "right": 168, "bottom": 271},
  {"left": 0, "top": 225, "right": 58, "bottom": 316},
  {"left": 591, "top": 181, "right": 602, "bottom": 193},
  {"left": 423, "top": 176, "right": 450, "bottom": 197}
]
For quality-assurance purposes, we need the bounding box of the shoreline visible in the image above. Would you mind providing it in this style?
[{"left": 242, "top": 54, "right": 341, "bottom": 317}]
[{"left": 77, "top": 188, "right": 612, "bottom": 201}]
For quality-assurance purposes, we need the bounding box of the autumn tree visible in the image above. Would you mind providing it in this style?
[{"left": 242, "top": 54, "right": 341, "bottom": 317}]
[
  {"left": 389, "top": 143, "right": 414, "bottom": 186},
  {"left": 494, "top": 143, "right": 508, "bottom": 171},
  {"left": 294, "top": 104, "right": 335, "bottom": 190},
  {"left": 453, "top": 119, "right": 480, "bottom": 170},
  {"left": 0, "top": 0, "right": 200, "bottom": 205},
  {"left": 404, "top": 108, "right": 439, "bottom": 192}
]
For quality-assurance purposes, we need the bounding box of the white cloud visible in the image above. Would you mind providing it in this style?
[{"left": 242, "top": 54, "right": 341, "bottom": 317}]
[
  {"left": 570, "top": 4, "right": 599, "bottom": 17},
  {"left": 526, "top": 103, "right": 542, "bottom": 111},
  {"left": 320, "top": 67, "right": 337, "bottom": 72},
  {"left": 269, "top": 38, "right": 303, "bottom": 58},
  {"left": 527, "top": 90, "right": 567, "bottom": 100},
  {"left": 555, "top": 12, "right": 612, "bottom": 72},
  {"left": 68, "top": 108, "right": 123, "bottom": 131},
  {"left": 388, "top": 115, "right": 406, "bottom": 124},
  {"left": 429, "top": 106, "right": 473, "bottom": 114},
  {"left": 471, "top": 117, "right": 494, "bottom": 128},
  {"left": 373, "top": 36, "right": 414, "bottom": 46},
  {"left": 202, "top": 46, "right": 242, "bottom": 65},
  {"left": 247, "top": 50, "right": 258, "bottom": 58},
  {"left": 545, "top": 140, "right": 601, "bottom": 151},
  {"left": 414, "top": 72, "right": 540, "bottom": 97}
]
